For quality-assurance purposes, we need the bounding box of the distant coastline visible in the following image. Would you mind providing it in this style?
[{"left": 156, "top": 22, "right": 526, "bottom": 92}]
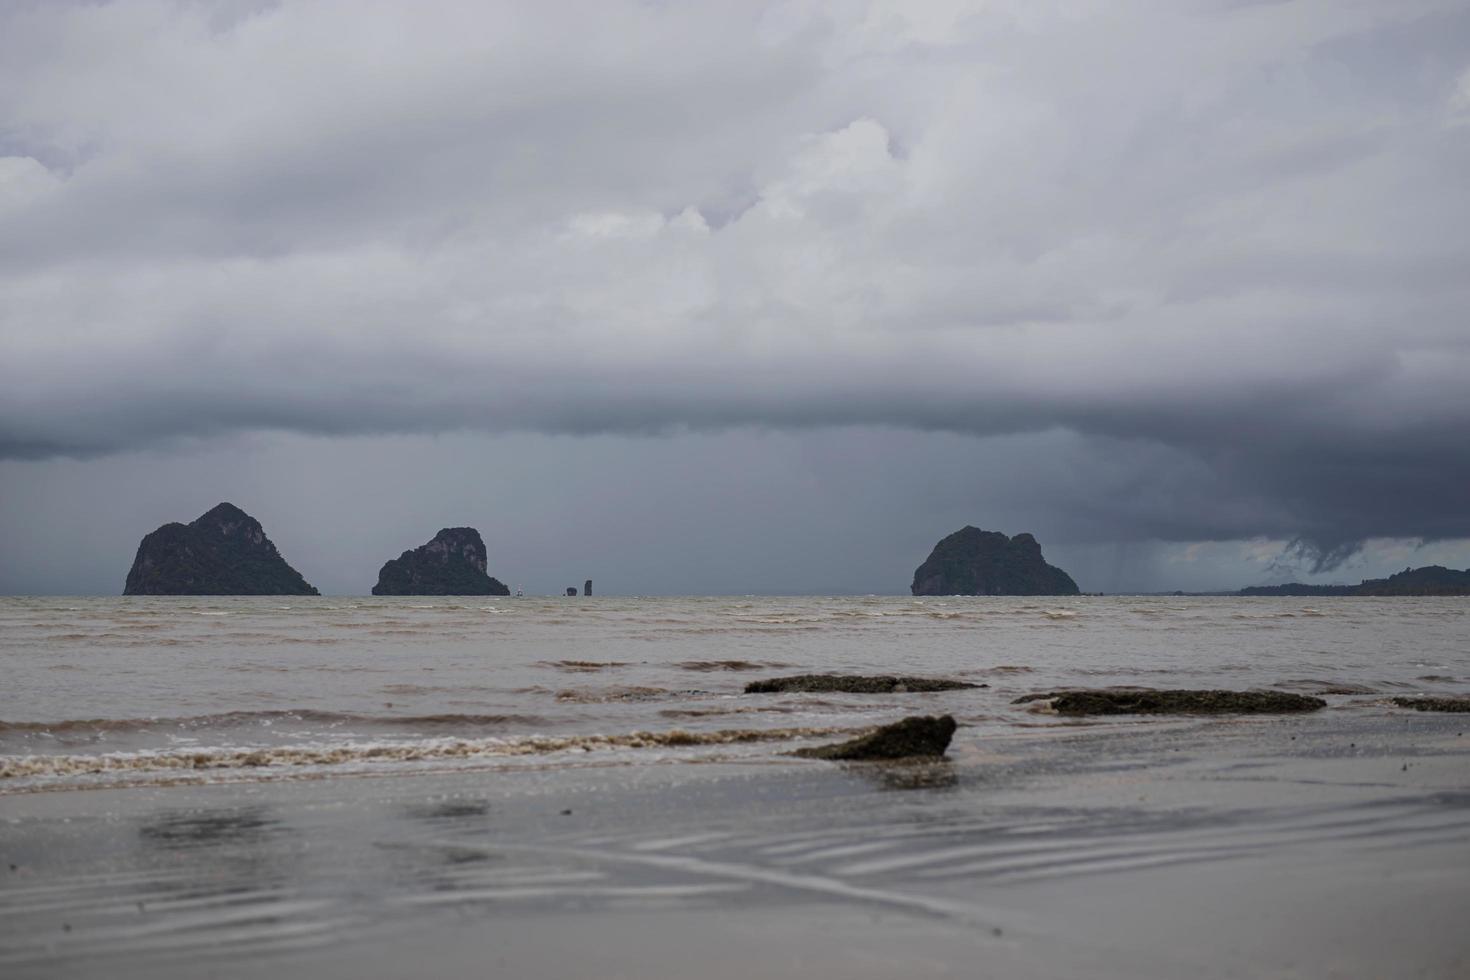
[{"left": 1239, "top": 564, "right": 1470, "bottom": 597}]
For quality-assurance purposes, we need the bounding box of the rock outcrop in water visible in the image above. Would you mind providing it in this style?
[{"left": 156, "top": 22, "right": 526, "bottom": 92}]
[
  {"left": 911, "top": 527, "right": 1079, "bottom": 596},
  {"left": 371, "top": 528, "right": 510, "bottom": 596},
  {"left": 124, "top": 503, "right": 319, "bottom": 596},
  {"left": 1240, "top": 565, "right": 1470, "bottom": 597},
  {"left": 1013, "top": 689, "right": 1326, "bottom": 715},
  {"left": 1391, "top": 697, "right": 1470, "bottom": 712},
  {"left": 794, "top": 715, "right": 957, "bottom": 760},
  {"left": 746, "top": 674, "right": 980, "bottom": 694}
]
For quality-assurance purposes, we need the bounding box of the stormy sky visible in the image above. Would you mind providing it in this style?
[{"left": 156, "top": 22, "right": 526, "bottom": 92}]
[{"left": 1, "top": 0, "right": 1468, "bottom": 595}]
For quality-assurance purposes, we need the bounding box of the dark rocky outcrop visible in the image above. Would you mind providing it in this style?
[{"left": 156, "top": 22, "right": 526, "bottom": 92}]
[
  {"left": 746, "top": 674, "right": 980, "bottom": 694},
  {"left": 566, "top": 587, "right": 578, "bottom": 597},
  {"left": 1240, "top": 565, "right": 1470, "bottom": 597},
  {"left": 372, "top": 528, "right": 509, "bottom": 596},
  {"left": 584, "top": 579, "right": 593, "bottom": 597},
  {"left": 1391, "top": 697, "right": 1470, "bottom": 712},
  {"left": 124, "top": 503, "right": 318, "bottom": 596},
  {"left": 911, "top": 527, "right": 1079, "bottom": 596},
  {"left": 1013, "top": 689, "right": 1325, "bottom": 715},
  {"left": 794, "top": 715, "right": 957, "bottom": 760}
]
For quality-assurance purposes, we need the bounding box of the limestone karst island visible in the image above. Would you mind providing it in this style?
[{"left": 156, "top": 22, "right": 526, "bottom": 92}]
[
  {"left": 124, "top": 502, "right": 318, "bottom": 596},
  {"left": 911, "top": 527, "right": 1080, "bottom": 596},
  {"left": 372, "top": 527, "right": 511, "bottom": 596}
]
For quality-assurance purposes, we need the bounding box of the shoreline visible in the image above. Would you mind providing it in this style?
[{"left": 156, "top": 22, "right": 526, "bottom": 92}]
[{"left": 3, "top": 708, "right": 1467, "bottom": 978}]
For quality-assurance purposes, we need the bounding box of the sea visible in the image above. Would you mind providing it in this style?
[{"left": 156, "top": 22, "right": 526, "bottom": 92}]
[
  {"left": 4, "top": 595, "right": 1470, "bottom": 978},
  {"left": 3, "top": 594, "right": 1466, "bottom": 793}
]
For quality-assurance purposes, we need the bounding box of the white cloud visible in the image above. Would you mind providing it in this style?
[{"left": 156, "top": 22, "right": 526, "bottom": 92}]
[{"left": 1450, "top": 65, "right": 1470, "bottom": 122}]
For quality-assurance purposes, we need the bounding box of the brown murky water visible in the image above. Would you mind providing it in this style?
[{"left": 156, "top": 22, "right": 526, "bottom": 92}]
[{"left": 2, "top": 596, "right": 1468, "bottom": 978}]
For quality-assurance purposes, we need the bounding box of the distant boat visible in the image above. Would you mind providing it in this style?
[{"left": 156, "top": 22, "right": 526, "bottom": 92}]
[{"left": 515, "top": 585, "right": 523, "bottom": 598}]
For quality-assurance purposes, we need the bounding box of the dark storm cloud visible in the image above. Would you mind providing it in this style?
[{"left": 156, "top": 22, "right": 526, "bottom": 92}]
[{"left": 2, "top": 0, "right": 1469, "bottom": 569}]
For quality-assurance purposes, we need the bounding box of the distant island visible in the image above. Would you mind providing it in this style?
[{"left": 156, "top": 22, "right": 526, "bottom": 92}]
[
  {"left": 124, "top": 502, "right": 318, "bottom": 596},
  {"left": 912, "top": 527, "right": 1080, "bottom": 596},
  {"left": 372, "top": 527, "right": 510, "bottom": 596},
  {"left": 1241, "top": 565, "right": 1470, "bottom": 597}
]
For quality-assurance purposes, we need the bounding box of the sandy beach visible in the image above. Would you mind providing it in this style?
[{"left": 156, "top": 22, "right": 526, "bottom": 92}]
[{"left": 5, "top": 704, "right": 1467, "bottom": 979}]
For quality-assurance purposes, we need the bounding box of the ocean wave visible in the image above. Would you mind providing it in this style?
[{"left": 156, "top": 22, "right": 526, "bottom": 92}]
[
  {"left": 554, "top": 686, "right": 682, "bottom": 703},
  {"left": 0, "top": 726, "right": 849, "bottom": 781},
  {"left": 658, "top": 705, "right": 798, "bottom": 718},
  {"left": 1273, "top": 679, "right": 1380, "bottom": 695},
  {"left": 538, "top": 660, "right": 636, "bottom": 673},
  {"left": 0, "top": 709, "right": 549, "bottom": 736}
]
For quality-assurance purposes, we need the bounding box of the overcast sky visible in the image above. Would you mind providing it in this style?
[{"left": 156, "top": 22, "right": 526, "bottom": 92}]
[{"left": 1, "top": 0, "right": 1468, "bottom": 595}]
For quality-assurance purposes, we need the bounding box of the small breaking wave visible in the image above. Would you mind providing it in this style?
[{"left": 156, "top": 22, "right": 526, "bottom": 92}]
[
  {"left": 0, "top": 709, "right": 549, "bottom": 737},
  {"left": 674, "top": 660, "right": 789, "bottom": 672},
  {"left": 0, "top": 726, "right": 849, "bottom": 782},
  {"left": 539, "top": 660, "right": 636, "bottom": 672},
  {"left": 659, "top": 705, "right": 798, "bottom": 718},
  {"left": 1274, "top": 679, "right": 1380, "bottom": 696},
  {"left": 555, "top": 686, "right": 689, "bottom": 703}
]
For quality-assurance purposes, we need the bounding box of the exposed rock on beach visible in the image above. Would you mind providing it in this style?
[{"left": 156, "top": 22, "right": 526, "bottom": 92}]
[
  {"left": 123, "top": 502, "right": 318, "bottom": 596},
  {"left": 794, "top": 715, "right": 957, "bottom": 760},
  {"left": 746, "top": 674, "right": 980, "bottom": 694},
  {"left": 1014, "top": 689, "right": 1326, "bottom": 715},
  {"left": 1391, "top": 697, "right": 1470, "bottom": 712},
  {"left": 911, "top": 527, "right": 1079, "bottom": 596},
  {"left": 372, "top": 527, "right": 510, "bottom": 596}
]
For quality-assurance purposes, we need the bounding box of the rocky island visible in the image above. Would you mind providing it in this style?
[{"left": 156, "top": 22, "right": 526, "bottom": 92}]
[
  {"left": 124, "top": 502, "right": 319, "bottom": 595},
  {"left": 911, "top": 527, "right": 1079, "bottom": 596},
  {"left": 372, "top": 527, "right": 510, "bottom": 596}
]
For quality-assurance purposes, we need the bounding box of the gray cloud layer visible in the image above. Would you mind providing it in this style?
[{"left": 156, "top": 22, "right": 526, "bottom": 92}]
[{"left": 2, "top": 0, "right": 1469, "bottom": 569}]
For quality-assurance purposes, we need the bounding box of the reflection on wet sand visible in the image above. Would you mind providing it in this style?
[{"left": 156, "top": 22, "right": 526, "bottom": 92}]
[
  {"left": 403, "top": 798, "right": 490, "bottom": 822},
  {"left": 139, "top": 806, "right": 284, "bottom": 846},
  {"left": 852, "top": 759, "right": 959, "bottom": 791}
]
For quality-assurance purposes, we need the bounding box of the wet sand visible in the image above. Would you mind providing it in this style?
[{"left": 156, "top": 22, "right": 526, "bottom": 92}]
[{"left": 2, "top": 707, "right": 1468, "bottom": 979}]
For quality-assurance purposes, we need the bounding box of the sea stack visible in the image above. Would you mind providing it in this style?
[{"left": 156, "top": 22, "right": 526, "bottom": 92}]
[
  {"left": 911, "top": 527, "right": 1079, "bottom": 596},
  {"left": 124, "top": 503, "right": 319, "bottom": 596},
  {"left": 372, "top": 528, "right": 510, "bottom": 596},
  {"left": 584, "top": 579, "right": 592, "bottom": 597}
]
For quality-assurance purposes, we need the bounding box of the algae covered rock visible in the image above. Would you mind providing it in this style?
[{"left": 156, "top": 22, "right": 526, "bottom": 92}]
[
  {"left": 912, "top": 527, "right": 1079, "bottom": 596},
  {"left": 372, "top": 527, "right": 510, "bottom": 596},
  {"left": 1391, "top": 697, "right": 1470, "bottom": 712},
  {"left": 746, "top": 674, "right": 979, "bottom": 694},
  {"left": 1013, "top": 689, "right": 1325, "bottom": 715},
  {"left": 124, "top": 503, "right": 318, "bottom": 596},
  {"left": 794, "top": 715, "right": 957, "bottom": 760}
]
